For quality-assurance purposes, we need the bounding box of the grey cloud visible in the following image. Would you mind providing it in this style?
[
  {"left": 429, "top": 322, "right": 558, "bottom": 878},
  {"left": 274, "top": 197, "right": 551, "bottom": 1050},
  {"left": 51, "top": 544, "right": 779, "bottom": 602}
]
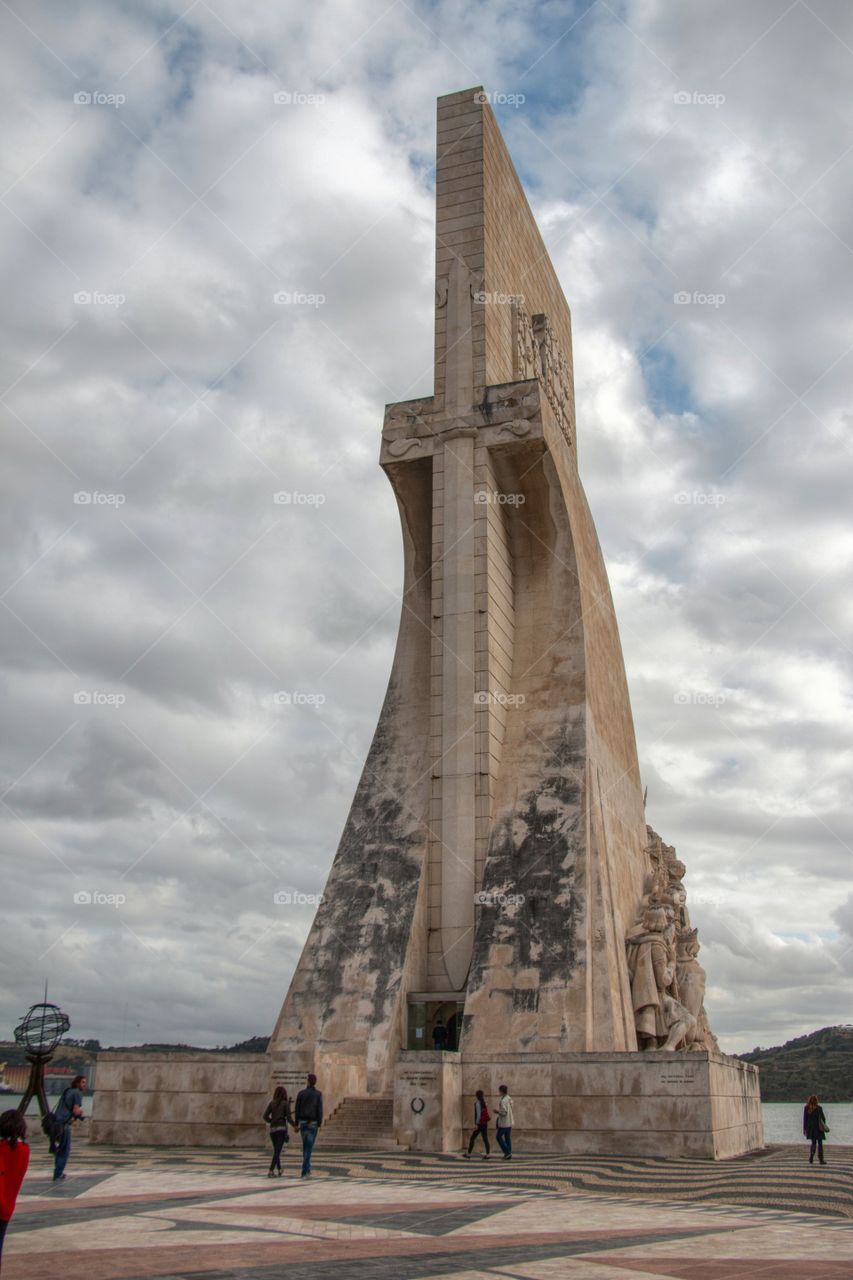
[{"left": 2, "top": 0, "right": 852, "bottom": 1052}]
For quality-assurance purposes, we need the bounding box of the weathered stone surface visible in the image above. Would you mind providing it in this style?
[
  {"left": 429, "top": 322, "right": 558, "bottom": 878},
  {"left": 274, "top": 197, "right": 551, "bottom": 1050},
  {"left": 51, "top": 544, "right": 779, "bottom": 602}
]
[
  {"left": 90, "top": 1053, "right": 268, "bottom": 1148},
  {"left": 91, "top": 88, "right": 761, "bottom": 1159},
  {"left": 270, "top": 86, "right": 654, "bottom": 1100}
]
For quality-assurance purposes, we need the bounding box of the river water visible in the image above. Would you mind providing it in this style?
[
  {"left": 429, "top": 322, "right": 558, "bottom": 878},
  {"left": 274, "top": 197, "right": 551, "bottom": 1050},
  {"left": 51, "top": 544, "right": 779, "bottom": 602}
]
[
  {"left": 762, "top": 1101, "right": 853, "bottom": 1145},
  {"left": 5, "top": 1094, "right": 851, "bottom": 1146}
]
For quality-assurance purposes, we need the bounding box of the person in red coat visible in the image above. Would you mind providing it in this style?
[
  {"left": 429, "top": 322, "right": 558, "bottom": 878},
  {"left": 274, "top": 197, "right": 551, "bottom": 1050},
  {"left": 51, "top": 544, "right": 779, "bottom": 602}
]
[{"left": 0, "top": 1110, "right": 30, "bottom": 1268}]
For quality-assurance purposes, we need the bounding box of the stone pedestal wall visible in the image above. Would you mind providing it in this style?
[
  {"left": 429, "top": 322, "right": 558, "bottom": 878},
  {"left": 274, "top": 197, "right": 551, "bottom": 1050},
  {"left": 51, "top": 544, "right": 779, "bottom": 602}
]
[
  {"left": 395, "top": 1050, "right": 762, "bottom": 1159},
  {"left": 89, "top": 1052, "right": 269, "bottom": 1148},
  {"left": 393, "top": 1051, "right": 462, "bottom": 1152}
]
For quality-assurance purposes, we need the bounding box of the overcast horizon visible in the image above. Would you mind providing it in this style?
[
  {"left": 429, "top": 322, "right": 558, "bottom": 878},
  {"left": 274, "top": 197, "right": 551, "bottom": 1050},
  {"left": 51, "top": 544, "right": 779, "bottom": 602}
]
[{"left": 2, "top": 0, "right": 852, "bottom": 1057}]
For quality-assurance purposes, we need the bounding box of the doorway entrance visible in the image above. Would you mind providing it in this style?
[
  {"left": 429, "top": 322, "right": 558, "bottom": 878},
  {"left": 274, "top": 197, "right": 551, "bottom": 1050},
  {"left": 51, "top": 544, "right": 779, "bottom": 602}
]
[{"left": 406, "top": 994, "right": 465, "bottom": 1051}]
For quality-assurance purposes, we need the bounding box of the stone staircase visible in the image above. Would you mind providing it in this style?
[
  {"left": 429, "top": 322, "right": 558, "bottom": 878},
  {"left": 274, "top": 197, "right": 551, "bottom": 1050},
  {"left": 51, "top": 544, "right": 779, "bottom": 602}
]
[{"left": 321, "top": 1096, "right": 399, "bottom": 1149}]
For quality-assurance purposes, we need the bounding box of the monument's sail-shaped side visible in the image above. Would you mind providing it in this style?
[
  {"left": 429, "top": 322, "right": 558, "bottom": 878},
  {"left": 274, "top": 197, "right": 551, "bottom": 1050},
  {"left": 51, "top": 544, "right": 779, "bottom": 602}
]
[
  {"left": 86, "top": 88, "right": 758, "bottom": 1158},
  {"left": 88, "top": 87, "right": 759, "bottom": 1160},
  {"left": 269, "top": 86, "right": 650, "bottom": 1098}
]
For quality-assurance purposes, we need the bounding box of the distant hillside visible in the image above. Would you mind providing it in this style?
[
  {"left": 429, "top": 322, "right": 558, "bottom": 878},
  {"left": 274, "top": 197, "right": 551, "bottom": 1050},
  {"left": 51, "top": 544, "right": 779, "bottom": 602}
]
[
  {"left": 738, "top": 1025, "right": 853, "bottom": 1101},
  {"left": 0, "top": 1034, "right": 270, "bottom": 1070}
]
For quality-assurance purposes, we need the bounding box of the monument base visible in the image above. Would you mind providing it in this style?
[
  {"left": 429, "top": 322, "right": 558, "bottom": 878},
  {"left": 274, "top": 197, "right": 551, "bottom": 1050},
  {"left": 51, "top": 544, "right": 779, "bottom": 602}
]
[
  {"left": 89, "top": 1053, "right": 269, "bottom": 1147},
  {"left": 394, "top": 1049, "right": 763, "bottom": 1160}
]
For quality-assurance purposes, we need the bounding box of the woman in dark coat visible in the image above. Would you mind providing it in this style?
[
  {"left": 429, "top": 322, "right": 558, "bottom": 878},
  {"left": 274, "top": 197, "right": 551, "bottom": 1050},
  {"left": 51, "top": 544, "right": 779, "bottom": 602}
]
[
  {"left": 803, "top": 1094, "right": 828, "bottom": 1164},
  {"left": 263, "top": 1086, "right": 295, "bottom": 1176},
  {"left": 463, "top": 1089, "right": 491, "bottom": 1159}
]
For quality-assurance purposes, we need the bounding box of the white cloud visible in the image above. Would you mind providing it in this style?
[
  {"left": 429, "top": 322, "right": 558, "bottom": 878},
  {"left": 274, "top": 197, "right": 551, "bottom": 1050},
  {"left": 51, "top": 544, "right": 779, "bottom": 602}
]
[{"left": 2, "top": 0, "right": 852, "bottom": 1055}]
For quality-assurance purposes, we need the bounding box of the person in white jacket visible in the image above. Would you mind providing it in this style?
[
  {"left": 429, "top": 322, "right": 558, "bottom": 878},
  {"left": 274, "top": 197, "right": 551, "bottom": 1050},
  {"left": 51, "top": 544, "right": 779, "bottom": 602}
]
[{"left": 495, "top": 1084, "right": 514, "bottom": 1159}]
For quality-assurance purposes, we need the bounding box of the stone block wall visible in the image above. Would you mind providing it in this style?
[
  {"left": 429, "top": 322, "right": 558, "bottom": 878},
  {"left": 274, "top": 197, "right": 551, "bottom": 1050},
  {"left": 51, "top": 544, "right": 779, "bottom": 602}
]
[
  {"left": 89, "top": 1053, "right": 269, "bottom": 1147},
  {"left": 395, "top": 1050, "right": 763, "bottom": 1159}
]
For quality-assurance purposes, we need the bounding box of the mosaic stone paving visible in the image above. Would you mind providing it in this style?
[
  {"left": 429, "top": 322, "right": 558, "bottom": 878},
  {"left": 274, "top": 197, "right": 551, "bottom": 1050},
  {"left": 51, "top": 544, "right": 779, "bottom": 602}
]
[{"left": 5, "top": 1141, "right": 852, "bottom": 1279}]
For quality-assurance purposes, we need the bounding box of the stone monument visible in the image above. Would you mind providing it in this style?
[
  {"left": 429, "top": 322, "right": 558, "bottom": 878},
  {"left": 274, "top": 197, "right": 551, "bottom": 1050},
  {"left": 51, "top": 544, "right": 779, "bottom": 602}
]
[{"left": 268, "top": 87, "right": 762, "bottom": 1158}]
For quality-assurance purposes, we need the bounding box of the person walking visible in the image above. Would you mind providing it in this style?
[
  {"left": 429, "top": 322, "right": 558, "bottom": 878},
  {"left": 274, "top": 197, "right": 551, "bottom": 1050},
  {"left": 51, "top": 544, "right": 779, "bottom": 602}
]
[
  {"left": 51, "top": 1075, "right": 86, "bottom": 1182},
  {"left": 294, "top": 1073, "right": 323, "bottom": 1178},
  {"left": 0, "top": 1111, "right": 30, "bottom": 1269},
  {"left": 432, "top": 1018, "right": 448, "bottom": 1051},
  {"left": 263, "top": 1086, "right": 295, "bottom": 1177},
  {"left": 463, "top": 1089, "right": 490, "bottom": 1159},
  {"left": 495, "top": 1084, "right": 514, "bottom": 1159},
  {"left": 803, "top": 1094, "right": 829, "bottom": 1165}
]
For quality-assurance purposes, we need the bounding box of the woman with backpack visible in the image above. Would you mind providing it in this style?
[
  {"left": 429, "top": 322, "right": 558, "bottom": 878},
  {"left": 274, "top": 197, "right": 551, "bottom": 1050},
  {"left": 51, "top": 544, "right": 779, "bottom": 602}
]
[
  {"left": 803, "top": 1094, "right": 829, "bottom": 1165},
  {"left": 0, "top": 1110, "right": 29, "bottom": 1266},
  {"left": 463, "top": 1089, "right": 491, "bottom": 1159},
  {"left": 263, "top": 1086, "right": 295, "bottom": 1177}
]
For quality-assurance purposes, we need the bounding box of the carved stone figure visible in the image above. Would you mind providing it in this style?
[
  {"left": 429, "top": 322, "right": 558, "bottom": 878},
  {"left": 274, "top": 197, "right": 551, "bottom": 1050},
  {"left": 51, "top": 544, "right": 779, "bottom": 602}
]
[
  {"left": 626, "top": 907, "right": 695, "bottom": 1051},
  {"left": 676, "top": 929, "right": 719, "bottom": 1052},
  {"left": 625, "top": 830, "right": 715, "bottom": 1052}
]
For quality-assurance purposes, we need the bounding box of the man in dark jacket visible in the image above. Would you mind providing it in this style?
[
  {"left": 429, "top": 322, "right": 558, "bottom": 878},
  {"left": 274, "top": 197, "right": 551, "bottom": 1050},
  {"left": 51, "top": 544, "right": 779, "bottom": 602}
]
[
  {"left": 52, "top": 1075, "right": 86, "bottom": 1181},
  {"left": 294, "top": 1074, "right": 323, "bottom": 1177}
]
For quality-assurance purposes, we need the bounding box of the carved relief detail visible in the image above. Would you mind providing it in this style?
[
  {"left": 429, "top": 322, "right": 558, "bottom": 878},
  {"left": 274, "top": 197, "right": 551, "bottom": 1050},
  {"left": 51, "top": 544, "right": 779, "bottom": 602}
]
[
  {"left": 511, "top": 302, "right": 573, "bottom": 447},
  {"left": 625, "top": 827, "right": 718, "bottom": 1053}
]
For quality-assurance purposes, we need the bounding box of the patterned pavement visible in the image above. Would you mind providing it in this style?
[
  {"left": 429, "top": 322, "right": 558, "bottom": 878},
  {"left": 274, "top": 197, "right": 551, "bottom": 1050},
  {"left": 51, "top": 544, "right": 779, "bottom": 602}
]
[{"left": 4, "top": 1140, "right": 853, "bottom": 1279}]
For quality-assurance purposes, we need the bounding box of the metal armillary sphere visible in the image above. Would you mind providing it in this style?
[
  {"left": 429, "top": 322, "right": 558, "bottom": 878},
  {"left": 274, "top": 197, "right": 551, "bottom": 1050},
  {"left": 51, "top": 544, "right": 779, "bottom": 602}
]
[
  {"left": 14, "top": 1003, "right": 70, "bottom": 1057},
  {"left": 14, "top": 1000, "right": 71, "bottom": 1118}
]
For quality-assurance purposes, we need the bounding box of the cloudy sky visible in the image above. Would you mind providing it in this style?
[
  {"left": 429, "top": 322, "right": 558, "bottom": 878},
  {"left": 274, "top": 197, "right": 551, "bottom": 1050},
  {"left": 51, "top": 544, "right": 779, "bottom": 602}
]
[{"left": 1, "top": 0, "right": 851, "bottom": 1056}]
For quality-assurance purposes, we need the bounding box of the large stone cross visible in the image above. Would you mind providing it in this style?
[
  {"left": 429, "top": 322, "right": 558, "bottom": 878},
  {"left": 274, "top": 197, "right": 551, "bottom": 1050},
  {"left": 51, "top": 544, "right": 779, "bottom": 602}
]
[
  {"left": 381, "top": 294, "right": 558, "bottom": 992},
  {"left": 378, "top": 92, "right": 577, "bottom": 997}
]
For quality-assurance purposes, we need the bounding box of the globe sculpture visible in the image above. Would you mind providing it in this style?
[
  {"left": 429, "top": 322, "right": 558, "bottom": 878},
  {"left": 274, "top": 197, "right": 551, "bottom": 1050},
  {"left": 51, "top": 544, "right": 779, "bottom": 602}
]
[{"left": 14, "top": 1002, "right": 71, "bottom": 1118}]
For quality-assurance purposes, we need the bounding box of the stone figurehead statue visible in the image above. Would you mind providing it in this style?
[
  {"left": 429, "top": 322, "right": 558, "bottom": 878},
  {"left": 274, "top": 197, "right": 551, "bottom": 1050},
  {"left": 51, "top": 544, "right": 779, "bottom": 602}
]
[
  {"left": 626, "top": 907, "right": 695, "bottom": 1051},
  {"left": 676, "top": 927, "right": 719, "bottom": 1052}
]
